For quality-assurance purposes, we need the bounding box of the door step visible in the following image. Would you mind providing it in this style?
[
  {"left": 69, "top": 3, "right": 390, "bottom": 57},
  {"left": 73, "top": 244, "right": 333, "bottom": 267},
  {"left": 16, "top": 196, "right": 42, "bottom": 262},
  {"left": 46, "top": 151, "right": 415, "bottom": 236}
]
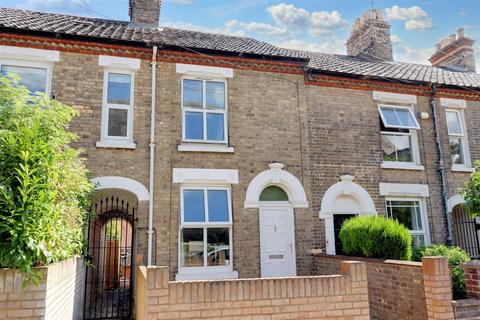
[{"left": 453, "top": 299, "right": 480, "bottom": 319}]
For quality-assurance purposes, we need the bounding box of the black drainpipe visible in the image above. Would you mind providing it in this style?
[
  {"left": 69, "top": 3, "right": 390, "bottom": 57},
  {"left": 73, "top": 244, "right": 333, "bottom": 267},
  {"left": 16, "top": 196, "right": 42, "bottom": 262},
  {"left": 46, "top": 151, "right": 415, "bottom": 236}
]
[{"left": 430, "top": 84, "right": 452, "bottom": 245}]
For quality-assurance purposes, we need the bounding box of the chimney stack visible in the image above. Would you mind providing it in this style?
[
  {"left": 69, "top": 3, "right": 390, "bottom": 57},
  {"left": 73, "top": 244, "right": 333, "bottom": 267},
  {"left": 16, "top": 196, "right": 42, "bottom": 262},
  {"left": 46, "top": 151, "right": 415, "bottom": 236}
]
[
  {"left": 429, "top": 28, "right": 476, "bottom": 72},
  {"left": 346, "top": 9, "right": 393, "bottom": 61},
  {"left": 129, "top": 0, "right": 161, "bottom": 27}
]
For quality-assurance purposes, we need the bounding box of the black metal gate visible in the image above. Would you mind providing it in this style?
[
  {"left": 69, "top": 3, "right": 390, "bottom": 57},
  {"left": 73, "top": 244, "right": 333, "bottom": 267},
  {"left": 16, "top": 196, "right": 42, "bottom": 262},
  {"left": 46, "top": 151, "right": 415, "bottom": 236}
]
[
  {"left": 83, "top": 196, "right": 136, "bottom": 320},
  {"left": 452, "top": 205, "right": 480, "bottom": 259}
]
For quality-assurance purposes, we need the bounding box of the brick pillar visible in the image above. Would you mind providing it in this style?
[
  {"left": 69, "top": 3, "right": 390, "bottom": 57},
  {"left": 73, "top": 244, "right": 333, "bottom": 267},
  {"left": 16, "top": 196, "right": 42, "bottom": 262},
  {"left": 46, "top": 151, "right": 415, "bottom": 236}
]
[
  {"left": 464, "top": 260, "right": 480, "bottom": 299},
  {"left": 341, "top": 260, "right": 370, "bottom": 319},
  {"left": 422, "top": 257, "right": 454, "bottom": 320}
]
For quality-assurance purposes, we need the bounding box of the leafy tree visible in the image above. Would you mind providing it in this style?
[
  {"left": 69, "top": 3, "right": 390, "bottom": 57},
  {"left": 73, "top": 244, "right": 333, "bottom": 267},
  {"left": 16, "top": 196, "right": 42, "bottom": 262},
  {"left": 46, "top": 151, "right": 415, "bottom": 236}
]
[
  {"left": 0, "top": 76, "right": 93, "bottom": 285},
  {"left": 463, "top": 161, "right": 480, "bottom": 218}
]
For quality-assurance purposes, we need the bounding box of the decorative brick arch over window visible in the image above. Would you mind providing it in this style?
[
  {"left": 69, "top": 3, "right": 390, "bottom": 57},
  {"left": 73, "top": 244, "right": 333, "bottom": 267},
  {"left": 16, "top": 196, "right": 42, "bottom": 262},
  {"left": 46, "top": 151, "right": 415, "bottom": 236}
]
[
  {"left": 320, "top": 175, "right": 376, "bottom": 255},
  {"left": 244, "top": 163, "right": 308, "bottom": 208},
  {"left": 91, "top": 176, "right": 149, "bottom": 201}
]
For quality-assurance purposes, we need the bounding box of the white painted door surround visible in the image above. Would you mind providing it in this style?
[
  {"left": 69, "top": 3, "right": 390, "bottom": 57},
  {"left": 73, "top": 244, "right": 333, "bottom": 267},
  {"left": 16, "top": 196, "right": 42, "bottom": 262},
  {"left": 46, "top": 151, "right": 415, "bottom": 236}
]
[
  {"left": 259, "top": 203, "right": 296, "bottom": 277},
  {"left": 320, "top": 175, "right": 376, "bottom": 255}
]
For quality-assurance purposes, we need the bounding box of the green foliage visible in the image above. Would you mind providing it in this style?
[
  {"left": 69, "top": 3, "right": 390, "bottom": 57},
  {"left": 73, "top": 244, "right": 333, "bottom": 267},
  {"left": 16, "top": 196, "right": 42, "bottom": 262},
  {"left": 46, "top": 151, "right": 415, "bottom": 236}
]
[
  {"left": 462, "top": 161, "right": 480, "bottom": 218},
  {"left": 0, "top": 76, "right": 93, "bottom": 285},
  {"left": 339, "top": 215, "right": 412, "bottom": 260},
  {"left": 412, "top": 245, "right": 470, "bottom": 300}
]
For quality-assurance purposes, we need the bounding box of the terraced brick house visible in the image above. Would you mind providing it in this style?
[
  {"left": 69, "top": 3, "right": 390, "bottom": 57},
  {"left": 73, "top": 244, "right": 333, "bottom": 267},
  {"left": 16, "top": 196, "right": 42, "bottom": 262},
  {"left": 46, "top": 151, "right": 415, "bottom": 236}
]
[{"left": 0, "top": 1, "right": 479, "bottom": 318}]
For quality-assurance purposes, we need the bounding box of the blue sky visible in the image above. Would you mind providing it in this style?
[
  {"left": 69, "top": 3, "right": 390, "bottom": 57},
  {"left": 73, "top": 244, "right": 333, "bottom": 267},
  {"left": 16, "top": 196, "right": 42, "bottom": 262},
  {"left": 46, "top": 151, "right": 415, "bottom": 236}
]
[{"left": 2, "top": 0, "right": 479, "bottom": 70}]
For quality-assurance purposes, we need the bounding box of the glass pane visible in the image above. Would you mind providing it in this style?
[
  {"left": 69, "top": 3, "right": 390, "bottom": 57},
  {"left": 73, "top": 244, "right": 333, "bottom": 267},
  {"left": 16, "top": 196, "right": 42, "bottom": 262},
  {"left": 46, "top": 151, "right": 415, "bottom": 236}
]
[
  {"left": 388, "top": 201, "right": 423, "bottom": 231},
  {"left": 412, "top": 234, "right": 425, "bottom": 247},
  {"left": 108, "top": 109, "right": 128, "bottom": 137},
  {"left": 449, "top": 138, "right": 465, "bottom": 165},
  {"left": 381, "top": 133, "right": 412, "bottom": 162},
  {"left": 107, "top": 73, "right": 131, "bottom": 105},
  {"left": 207, "top": 190, "right": 229, "bottom": 222},
  {"left": 183, "top": 79, "right": 203, "bottom": 108},
  {"left": 183, "top": 190, "right": 205, "bottom": 222},
  {"left": 185, "top": 112, "right": 203, "bottom": 140},
  {"left": 380, "top": 107, "right": 401, "bottom": 127},
  {"left": 259, "top": 186, "right": 289, "bottom": 201},
  {"left": 206, "top": 81, "right": 225, "bottom": 109},
  {"left": 396, "top": 108, "right": 417, "bottom": 128},
  {"left": 446, "top": 111, "right": 462, "bottom": 135},
  {"left": 180, "top": 228, "right": 204, "bottom": 267},
  {"left": 1, "top": 65, "right": 47, "bottom": 93},
  {"left": 207, "top": 228, "right": 230, "bottom": 266},
  {"left": 206, "top": 113, "right": 224, "bottom": 141}
]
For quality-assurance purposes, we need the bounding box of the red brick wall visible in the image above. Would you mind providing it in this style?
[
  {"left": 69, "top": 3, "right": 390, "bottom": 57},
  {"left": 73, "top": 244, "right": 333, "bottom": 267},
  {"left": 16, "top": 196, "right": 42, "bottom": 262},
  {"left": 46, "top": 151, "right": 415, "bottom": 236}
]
[{"left": 464, "top": 260, "right": 480, "bottom": 299}]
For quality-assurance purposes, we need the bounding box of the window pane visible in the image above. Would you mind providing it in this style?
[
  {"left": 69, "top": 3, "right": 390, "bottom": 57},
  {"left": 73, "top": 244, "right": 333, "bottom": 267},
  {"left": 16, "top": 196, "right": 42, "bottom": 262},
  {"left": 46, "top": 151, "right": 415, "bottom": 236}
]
[
  {"left": 381, "top": 133, "right": 413, "bottom": 162},
  {"left": 180, "top": 228, "right": 204, "bottom": 267},
  {"left": 1, "top": 65, "right": 47, "bottom": 93},
  {"left": 108, "top": 109, "right": 128, "bottom": 137},
  {"left": 260, "top": 186, "right": 289, "bottom": 201},
  {"left": 107, "top": 73, "right": 131, "bottom": 105},
  {"left": 183, "top": 190, "right": 205, "bottom": 222},
  {"left": 380, "top": 107, "right": 401, "bottom": 126},
  {"left": 183, "top": 79, "right": 203, "bottom": 108},
  {"left": 207, "top": 190, "right": 229, "bottom": 222},
  {"left": 446, "top": 111, "right": 462, "bottom": 135},
  {"left": 207, "top": 228, "right": 230, "bottom": 266},
  {"left": 449, "top": 138, "right": 465, "bottom": 165},
  {"left": 387, "top": 201, "right": 423, "bottom": 231},
  {"left": 412, "top": 235, "right": 425, "bottom": 247},
  {"left": 396, "top": 109, "right": 417, "bottom": 128},
  {"left": 206, "top": 113, "right": 224, "bottom": 141},
  {"left": 206, "top": 81, "right": 225, "bottom": 109},
  {"left": 185, "top": 112, "right": 203, "bottom": 140}
]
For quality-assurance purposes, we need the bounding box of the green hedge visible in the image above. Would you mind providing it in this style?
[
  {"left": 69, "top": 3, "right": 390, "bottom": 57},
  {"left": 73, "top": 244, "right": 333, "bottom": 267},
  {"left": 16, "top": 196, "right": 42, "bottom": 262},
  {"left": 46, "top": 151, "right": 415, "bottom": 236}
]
[
  {"left": 339, "top": 215, "right": 412, "bottom": 260},
  {"left": 0, "top": 76, "right": 93, "bottom": 285},
  {"left": 412, "top": 245, "right": 470, "bottom": 299}
]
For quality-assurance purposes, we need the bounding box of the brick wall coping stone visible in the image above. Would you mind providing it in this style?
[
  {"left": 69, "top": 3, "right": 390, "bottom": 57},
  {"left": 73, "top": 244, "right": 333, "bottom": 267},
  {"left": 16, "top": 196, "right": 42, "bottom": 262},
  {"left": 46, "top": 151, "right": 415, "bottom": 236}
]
[{"left": 312, "top": 253, "right": 422, "bottom": 268}]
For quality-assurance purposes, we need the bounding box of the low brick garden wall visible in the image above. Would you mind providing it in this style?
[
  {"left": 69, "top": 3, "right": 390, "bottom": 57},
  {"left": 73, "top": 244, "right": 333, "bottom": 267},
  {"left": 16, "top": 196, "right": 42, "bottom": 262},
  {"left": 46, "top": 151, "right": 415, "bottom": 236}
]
[
  {"left": 313, "top": 254, "right": 454, "bottom": 320},
  {"left": 136, "top": 260, "right": 370, "bottom": 320},
  {"left": 0, "top": 257, "right": 85, "bottom": 320}
]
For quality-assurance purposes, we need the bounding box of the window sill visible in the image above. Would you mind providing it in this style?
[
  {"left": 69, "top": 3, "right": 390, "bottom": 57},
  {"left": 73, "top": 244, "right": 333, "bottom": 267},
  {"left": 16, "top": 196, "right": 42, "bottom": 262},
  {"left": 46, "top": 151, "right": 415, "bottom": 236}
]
[
  {"left": 96, "top": 140, "right": 136, "bottom": 149},
  {"left": 381, "top": 162, "right": 425, "bottom": 171},
  {"left": 451, "top": 165, "right": 475, "bottom": 173},
  {"left": 175, "top": 269, "right": 238, "bottom": 281},
  {"left": 178, "top": 143, "right": 235, "bottom": 153}
]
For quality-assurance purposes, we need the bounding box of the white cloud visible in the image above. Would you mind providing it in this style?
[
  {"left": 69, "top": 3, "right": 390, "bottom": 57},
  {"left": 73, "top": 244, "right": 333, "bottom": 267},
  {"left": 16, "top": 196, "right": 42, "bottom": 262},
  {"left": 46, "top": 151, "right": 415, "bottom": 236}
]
[
  {"left": 386, "top": 5, "right": 433, "bottom": 31},
  {"left": 267, "top": 3, "right": 310, "bottom": 28},
  {"left": 310, "top": 10, "right": 347, "bottom": 36},
  {"left": 227, "top": 20, "right": 289, "bottom": 37},
  {"left": 390, "top": 35, "right": 434, "bottom": 64}
]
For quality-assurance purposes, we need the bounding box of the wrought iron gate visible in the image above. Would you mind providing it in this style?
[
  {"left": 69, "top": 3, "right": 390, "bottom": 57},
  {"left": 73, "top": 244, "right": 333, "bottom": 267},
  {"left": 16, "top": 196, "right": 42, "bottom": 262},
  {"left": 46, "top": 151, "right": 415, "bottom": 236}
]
[
  {"left": 452, "top": 205, "right": 480, "bottom": 259},
  {"left": 83, "top": 196, "right": 136, "bottom": 320}
]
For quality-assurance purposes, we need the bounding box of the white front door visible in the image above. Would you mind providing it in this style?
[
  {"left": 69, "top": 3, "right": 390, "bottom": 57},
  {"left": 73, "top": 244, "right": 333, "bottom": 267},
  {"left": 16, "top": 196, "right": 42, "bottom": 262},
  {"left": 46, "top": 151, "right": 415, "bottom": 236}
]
[{"left": 259, "top": 205, "right": 296, "bottom": 278}]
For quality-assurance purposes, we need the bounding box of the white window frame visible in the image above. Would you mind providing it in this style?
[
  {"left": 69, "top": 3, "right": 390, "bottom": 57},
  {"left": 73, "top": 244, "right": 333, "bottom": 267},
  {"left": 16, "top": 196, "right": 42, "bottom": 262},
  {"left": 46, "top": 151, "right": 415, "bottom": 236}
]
[
  {"left": 445, "top": 108, "right": 473, "bottom": 171},
  {"left": 379, "top": 104, "right": 423, "bottom": 170},
  {"left": 181, "top": 76, "right": 228, "bottom": 144},
  {"left": 177, "top": 185, "right": 237, "bottom": 280},
  {"left": 0, "top": 59, "right": 53, "bottom": 96},
  {"left": 378, "top": 104, "right": 420, "bottom": 130},
  {"left": 385, "top": 197, "right": 431, "bottom": 246},
  {"left": 97, "top": 68, "right": 136, "bottom": 149}
]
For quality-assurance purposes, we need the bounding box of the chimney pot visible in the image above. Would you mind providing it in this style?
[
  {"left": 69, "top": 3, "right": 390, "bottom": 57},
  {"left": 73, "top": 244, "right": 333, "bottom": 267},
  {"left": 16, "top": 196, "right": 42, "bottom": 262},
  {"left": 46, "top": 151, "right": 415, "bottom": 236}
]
[
  {"left": 458, "top": 28, "right": 465, "bottom": 38},
  {"left": 429, "top": 28, "right": 476, "bottom": 72}
]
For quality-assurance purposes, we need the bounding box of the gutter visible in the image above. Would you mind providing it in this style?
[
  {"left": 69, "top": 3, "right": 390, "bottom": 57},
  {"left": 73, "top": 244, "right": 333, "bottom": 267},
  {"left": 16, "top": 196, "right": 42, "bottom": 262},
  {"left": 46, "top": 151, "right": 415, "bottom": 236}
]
[
  {"left": 430, "top": 84, "right": 453, "bottom": 244},
  {"left": 148, "top": 45, "right": 158, "bottom": 266}
]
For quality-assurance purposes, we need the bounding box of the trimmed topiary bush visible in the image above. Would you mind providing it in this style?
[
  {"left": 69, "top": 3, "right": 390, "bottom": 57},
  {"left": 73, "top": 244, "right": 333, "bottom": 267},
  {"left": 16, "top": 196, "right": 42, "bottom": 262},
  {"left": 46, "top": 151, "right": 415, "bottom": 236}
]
[
  {"left": 412, "top": 245, "right": 470, "bottom": 299},
  {"left": 339, "top": 215, "right": 412, "bottom": 260}
]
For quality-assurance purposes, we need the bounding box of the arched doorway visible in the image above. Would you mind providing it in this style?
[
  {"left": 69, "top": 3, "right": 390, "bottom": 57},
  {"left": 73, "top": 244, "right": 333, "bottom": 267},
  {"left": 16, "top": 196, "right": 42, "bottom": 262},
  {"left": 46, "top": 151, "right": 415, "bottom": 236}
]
[
  {"left": 245, "top": 163, "right": 308, "bottom": 278},
  {"left": 320, "top": 175, "right": 376, "bottom": 255},
  {"left": 84, "top": 177, "right": 148, "bottom": 320}
]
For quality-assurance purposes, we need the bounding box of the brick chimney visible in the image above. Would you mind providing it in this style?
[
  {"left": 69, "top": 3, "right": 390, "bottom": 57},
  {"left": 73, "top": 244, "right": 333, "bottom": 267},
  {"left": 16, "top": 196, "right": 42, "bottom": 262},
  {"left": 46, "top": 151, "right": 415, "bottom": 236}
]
[
  {"left": 346, "top": 9, "right": 393, "bottom": 61},
  {"left": 129, "top": 0, "right": 161, "bottom": 27},
  {"left": 429, "top": 28, "right": 476, "bottom": 72}
]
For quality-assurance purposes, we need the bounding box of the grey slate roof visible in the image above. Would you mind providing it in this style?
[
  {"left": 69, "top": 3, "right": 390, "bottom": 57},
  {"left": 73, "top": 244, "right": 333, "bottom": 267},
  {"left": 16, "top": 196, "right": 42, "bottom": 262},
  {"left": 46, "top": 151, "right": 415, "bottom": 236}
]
[{"left": 0, "top": 7, "right": 479, "bottom": 89}]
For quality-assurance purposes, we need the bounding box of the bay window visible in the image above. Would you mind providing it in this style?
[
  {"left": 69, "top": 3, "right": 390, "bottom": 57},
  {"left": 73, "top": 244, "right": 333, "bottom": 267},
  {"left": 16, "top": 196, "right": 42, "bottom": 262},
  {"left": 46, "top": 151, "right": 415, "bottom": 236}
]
[
  {"left": 180, "top": 187, "right": 232, "bottom": 271},
  {"left": 182, "top": 78, "right": 227, "bottom": 143}
]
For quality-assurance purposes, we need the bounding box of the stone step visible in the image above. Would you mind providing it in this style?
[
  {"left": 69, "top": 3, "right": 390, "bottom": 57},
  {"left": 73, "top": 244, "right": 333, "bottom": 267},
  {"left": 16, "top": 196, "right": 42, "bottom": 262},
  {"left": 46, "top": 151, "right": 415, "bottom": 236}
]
[{"left": 453, "top": 299, "right": 480, "bottom": 319}]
